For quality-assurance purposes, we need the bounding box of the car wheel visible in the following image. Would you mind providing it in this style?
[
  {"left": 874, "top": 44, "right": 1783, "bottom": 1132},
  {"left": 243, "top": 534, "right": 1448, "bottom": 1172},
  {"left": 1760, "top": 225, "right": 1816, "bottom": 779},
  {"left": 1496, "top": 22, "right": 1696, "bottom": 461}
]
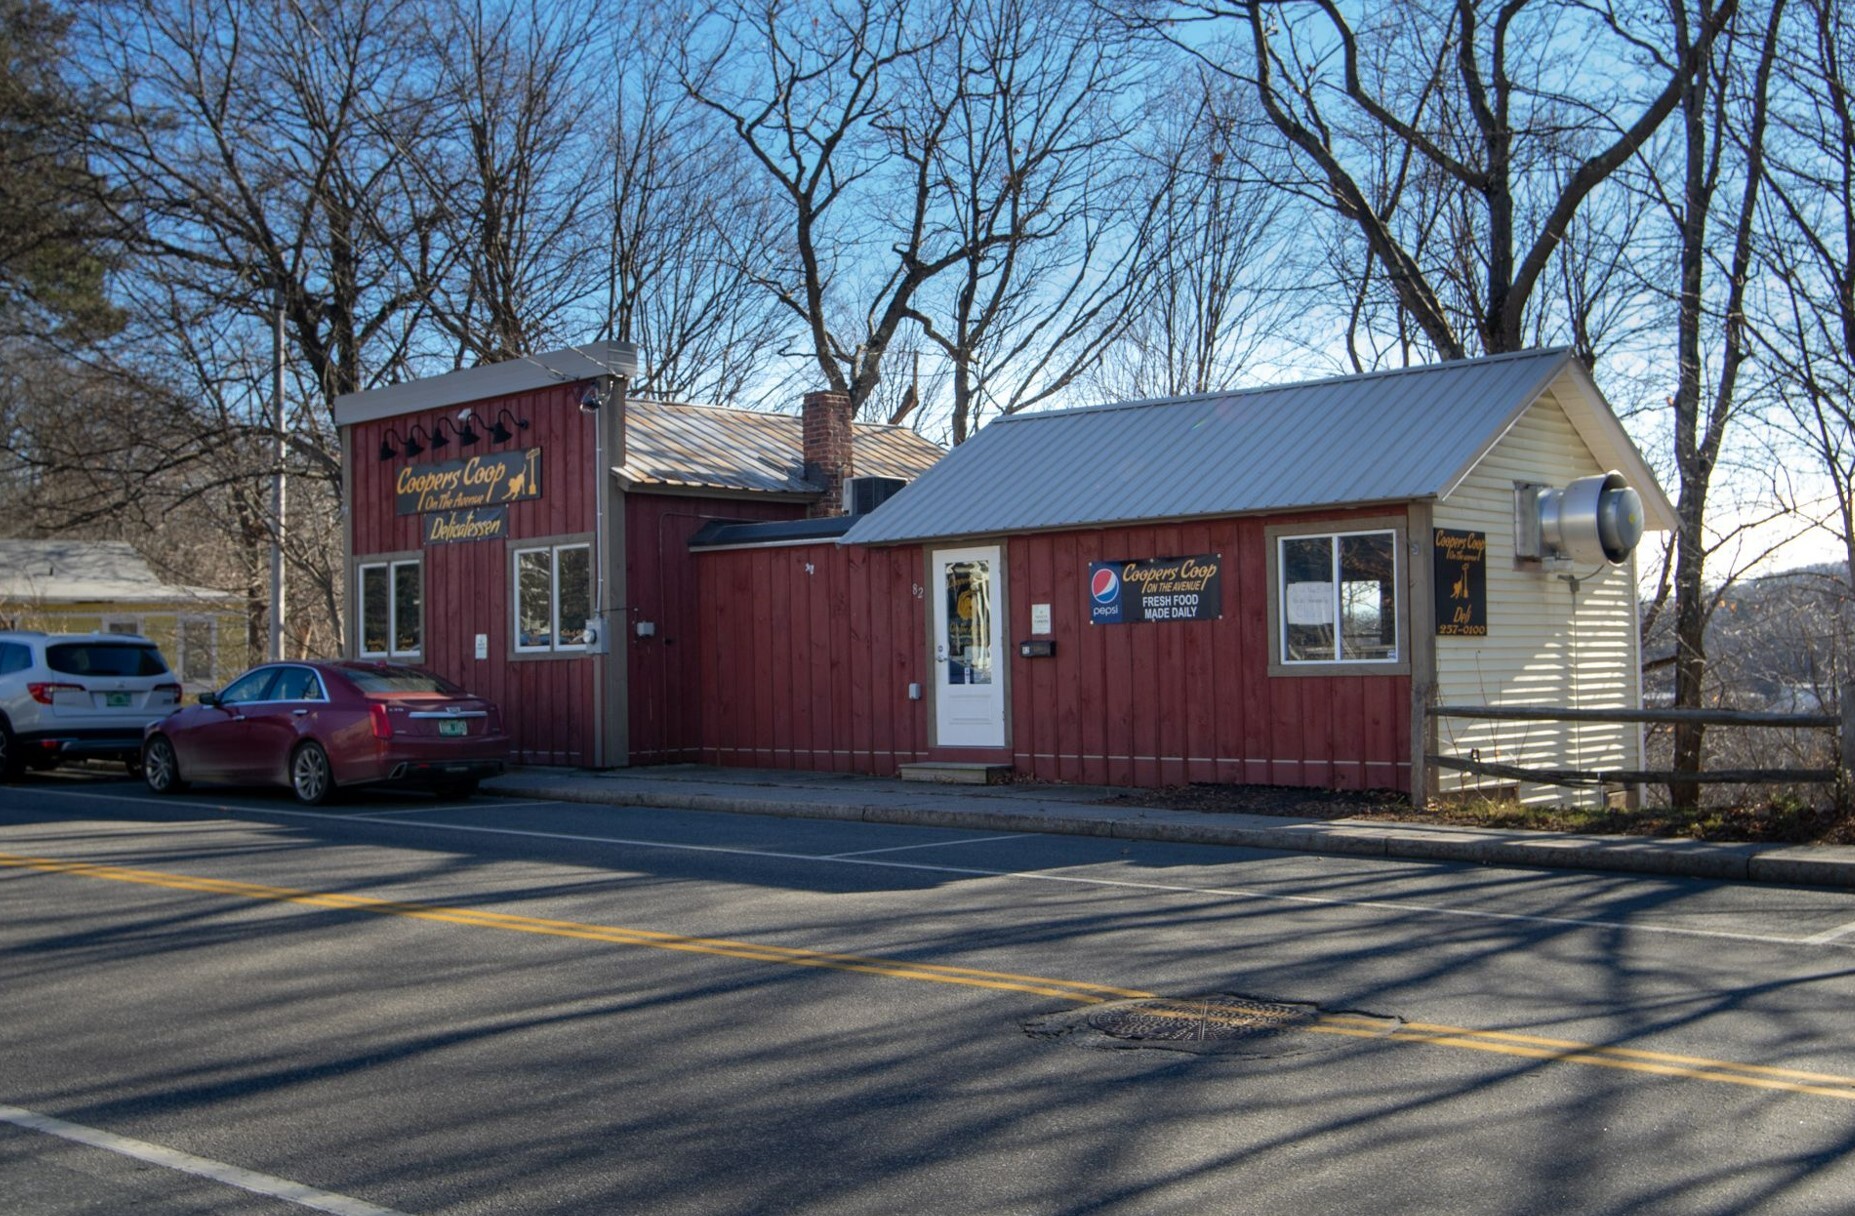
[
  {"left": 289, "top": 741, "right": 336, "bottom": 805},
  {"left": 0, "top": 718, "right": 19, "bottom": 782},
  {"left": 433, "top": 777, "right": 478, "bottom": 801},
  {"left": 143, "top": 736, "right": 188, "bottom": 795}
]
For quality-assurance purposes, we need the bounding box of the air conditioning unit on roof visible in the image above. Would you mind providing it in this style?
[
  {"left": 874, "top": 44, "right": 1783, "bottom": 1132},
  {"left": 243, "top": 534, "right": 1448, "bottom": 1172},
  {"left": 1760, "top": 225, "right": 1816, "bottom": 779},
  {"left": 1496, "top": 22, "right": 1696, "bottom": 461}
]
[{"left": 844, "top": 476, "right": 906, "bottom": 515}]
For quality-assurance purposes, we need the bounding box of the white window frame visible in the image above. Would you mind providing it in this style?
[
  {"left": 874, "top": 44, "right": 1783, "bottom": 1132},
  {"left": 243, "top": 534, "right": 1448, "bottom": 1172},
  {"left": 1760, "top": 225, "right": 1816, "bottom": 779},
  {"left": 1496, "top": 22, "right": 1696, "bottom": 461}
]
[
  {"left": 357, "top": 557, "right": 423, "bottom": 659},
  {"left": 1264, "top": 517, "right": 1410, "bottom": 676},
  {"left": 512, "top": 542, "right": 591, "bottom": 655}
]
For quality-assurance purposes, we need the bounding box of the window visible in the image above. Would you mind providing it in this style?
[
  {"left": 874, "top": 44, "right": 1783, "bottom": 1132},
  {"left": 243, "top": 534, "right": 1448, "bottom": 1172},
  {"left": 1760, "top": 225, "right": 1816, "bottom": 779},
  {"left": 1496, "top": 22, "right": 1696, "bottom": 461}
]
[
  {"left": 219, "top": 668, "right": 277, "bottom": 705},
  {"left": 103, "top": 617, "right": 140, "bottom": 636},
  {"left": 180, "top": 617, "right": 214, "bottom": 683},
  {"left": 46, "top": 642, "right": 169, "bottom": 677},
  {"left": 270, "top": 666, "right": 326, "bottom": 702},
  {"left": 0, "top": 643, "right": 29, "bottom": 675},
  {"left": 358, "top": 559, "right": 422, "bottom": 658},
  {"left": 1277, "top": 529, "right": 1399, "bottom": 664},
  {"left": 343, "top": 665, "right": 465, "bottom": 695},
  {"left": 514, "top": 543, "right": 591, "bottom": 653}
]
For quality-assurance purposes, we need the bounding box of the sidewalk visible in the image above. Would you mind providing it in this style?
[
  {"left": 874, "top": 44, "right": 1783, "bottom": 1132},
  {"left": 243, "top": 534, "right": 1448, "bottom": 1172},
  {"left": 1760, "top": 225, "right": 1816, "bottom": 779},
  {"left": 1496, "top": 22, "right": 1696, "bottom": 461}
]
[{"left": 482, "top": 763, "right": 1855, "bottom": 891}]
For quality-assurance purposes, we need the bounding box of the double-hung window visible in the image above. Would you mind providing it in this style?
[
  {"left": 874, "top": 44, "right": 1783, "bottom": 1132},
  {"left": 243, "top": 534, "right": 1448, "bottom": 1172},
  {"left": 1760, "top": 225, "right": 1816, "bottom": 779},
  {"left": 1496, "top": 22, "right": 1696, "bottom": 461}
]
[
  {"left": 514, "top": 542, "right": 591, "bottom": 653},
  {"left": 1276, "top": 528, "right": 1400, "bottom": 665},
  {"left": 358, "top": 558, "right": 422, "bottom": 658}
]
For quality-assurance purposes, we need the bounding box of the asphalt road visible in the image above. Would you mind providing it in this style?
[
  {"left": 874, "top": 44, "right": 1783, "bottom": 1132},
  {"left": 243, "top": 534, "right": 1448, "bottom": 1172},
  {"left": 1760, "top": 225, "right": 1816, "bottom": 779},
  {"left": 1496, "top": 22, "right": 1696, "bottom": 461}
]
[{"left": 6, "top": 772, "right": 1855, "bottom": 1215}]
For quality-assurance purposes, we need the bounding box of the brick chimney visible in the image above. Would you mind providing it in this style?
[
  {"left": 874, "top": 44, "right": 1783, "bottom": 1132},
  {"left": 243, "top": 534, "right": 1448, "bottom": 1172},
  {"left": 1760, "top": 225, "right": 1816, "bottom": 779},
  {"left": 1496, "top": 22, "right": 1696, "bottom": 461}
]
[{"left": 802, "top": 390, "right": 854, "bottom": 518}]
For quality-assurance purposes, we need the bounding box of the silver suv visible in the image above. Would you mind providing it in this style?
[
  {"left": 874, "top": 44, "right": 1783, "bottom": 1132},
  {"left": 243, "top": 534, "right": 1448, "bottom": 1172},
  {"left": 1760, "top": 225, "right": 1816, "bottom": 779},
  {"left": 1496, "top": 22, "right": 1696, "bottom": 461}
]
[{"left": 0, "top": 632, "right": 184, "bottom": 779}]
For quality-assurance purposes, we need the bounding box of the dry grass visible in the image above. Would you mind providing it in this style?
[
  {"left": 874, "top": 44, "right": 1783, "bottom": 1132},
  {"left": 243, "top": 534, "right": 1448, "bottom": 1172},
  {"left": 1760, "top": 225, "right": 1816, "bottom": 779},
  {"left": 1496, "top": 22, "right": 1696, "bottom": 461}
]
[{"left": 1097, "top": 782, "right": 1855, "bottom": 845}]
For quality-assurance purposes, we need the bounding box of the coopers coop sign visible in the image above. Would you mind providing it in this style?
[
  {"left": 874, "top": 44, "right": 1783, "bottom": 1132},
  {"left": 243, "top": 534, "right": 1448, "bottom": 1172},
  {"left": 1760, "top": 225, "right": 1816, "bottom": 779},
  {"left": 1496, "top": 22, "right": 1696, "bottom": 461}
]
[
  {"left": 1088, "top": 554, "right": 1222, "bottom": 624},
  {"left": 395, "top": 448, "right": 542, "bottom": 516}
]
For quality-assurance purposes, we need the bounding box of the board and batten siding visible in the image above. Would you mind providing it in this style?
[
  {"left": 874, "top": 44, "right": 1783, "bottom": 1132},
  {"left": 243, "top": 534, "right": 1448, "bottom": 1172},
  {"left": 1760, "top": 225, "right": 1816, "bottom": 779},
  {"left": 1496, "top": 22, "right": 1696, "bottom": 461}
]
[{"left": 1430, "top": 388, "right": 1643, "bottom": 805}]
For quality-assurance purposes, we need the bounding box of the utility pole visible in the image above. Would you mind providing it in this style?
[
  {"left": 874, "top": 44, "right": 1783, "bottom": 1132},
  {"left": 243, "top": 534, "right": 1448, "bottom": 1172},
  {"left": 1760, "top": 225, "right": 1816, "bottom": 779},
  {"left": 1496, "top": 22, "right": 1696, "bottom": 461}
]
[{"left": 268, "top": 283, "right": 287, "bottom": 661}]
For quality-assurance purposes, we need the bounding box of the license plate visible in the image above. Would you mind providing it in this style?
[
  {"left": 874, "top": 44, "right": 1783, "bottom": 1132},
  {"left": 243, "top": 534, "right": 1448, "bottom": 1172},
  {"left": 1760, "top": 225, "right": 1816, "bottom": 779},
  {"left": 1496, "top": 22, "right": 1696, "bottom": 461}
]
[
  {"left": 106, "top": 693, "right": 132, "bottom": 707},
  {"left": 439, "top": 719, "right": 467, "bottom": 737}
]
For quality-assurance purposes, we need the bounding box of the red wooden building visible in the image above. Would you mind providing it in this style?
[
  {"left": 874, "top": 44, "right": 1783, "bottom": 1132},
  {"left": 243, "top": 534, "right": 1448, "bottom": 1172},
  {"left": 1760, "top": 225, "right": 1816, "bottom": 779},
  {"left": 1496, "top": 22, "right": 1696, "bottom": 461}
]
[
  {"left": 688, "top": 349, "right": 1673, "bottom": 806},
  {"left": 338, "top": 345, "right": 1672, "bottom": 806},
  {"left": 332, "top": 342, "right": 941, "bottom": 768}
]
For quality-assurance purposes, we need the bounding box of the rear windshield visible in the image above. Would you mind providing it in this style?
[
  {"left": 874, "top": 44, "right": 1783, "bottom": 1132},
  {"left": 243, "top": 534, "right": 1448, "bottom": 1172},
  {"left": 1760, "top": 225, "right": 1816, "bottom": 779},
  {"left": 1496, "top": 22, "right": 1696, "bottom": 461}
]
[
  {"left": 342, "top": 664, "right": 463, "bottom": 695},
  {"left": 47, "top": 643, "right": 169, "bottom": 677}
]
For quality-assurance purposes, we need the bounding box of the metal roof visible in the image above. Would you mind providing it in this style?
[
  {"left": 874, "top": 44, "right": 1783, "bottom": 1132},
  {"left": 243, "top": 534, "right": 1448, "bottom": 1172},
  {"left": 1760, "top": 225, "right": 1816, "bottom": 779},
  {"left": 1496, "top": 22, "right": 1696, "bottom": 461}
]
[
  {"left": 331, "top": 341, "right": 641, "bottom": 427},
  {"left": 0, "top": 540, "right": 239, "bottom": 604},
  {"left": 842, "top": 348, "right": 1672, "bottom": 546},
  {"left": 617, "top": 399, "right": 943, "bottom": 496}
]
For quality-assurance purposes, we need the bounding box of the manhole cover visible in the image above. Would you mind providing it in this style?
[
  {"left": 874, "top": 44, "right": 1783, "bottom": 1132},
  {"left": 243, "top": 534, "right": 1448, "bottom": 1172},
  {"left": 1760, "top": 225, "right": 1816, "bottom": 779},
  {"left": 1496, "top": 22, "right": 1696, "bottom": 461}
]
[{"left": 1025, "top": 994, "right": 1400, "bottom": 1057}]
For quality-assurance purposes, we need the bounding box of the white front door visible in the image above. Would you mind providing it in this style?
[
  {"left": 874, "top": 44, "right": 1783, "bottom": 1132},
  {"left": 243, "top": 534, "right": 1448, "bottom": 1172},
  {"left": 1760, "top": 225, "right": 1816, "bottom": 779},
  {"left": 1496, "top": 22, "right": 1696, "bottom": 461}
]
[{"left": 931, "top": 546, "right": 1006, "bottom": 748}]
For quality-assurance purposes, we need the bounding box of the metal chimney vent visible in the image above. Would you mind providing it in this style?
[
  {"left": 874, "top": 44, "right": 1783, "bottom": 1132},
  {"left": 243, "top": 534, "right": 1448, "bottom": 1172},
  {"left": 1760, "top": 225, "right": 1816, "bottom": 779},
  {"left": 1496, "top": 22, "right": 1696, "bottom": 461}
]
[{"left": 1515, "top": 471, "right": 1645, "bottom": 567}]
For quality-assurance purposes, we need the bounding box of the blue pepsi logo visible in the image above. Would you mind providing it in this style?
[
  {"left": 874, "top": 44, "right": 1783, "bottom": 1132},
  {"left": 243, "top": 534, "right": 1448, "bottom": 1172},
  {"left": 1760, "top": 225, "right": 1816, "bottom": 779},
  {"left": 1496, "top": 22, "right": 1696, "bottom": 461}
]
[{"left": 1090, "top": 567, "right": 1120, "bottom": 605}]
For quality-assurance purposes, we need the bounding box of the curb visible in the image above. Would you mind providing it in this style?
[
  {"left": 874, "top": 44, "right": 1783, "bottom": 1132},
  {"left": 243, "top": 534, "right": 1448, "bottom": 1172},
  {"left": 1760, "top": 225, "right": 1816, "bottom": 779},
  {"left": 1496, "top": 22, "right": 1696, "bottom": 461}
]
[{"left": 484, "top": 779, "right": 1855, "bottom": 891}]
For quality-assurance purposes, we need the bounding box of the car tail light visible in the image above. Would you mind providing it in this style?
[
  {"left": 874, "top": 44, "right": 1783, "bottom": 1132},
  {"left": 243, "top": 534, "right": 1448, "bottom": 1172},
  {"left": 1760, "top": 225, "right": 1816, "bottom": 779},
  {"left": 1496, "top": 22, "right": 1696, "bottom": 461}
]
[
  {"left": 154, "top": 683, "right": 182, "bottom": 698},
  {"left": 370, "top": 702, "right": 393, "bottom": 740},
  {"left": 27, "top": 682, "right": 82, "bottom": 705}
]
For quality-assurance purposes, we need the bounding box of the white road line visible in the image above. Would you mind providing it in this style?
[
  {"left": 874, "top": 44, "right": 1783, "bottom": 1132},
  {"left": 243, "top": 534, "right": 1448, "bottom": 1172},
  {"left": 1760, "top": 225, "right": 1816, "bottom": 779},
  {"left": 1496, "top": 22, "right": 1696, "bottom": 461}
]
[
  {"left": 0, "top": 1102, "right": 410, "bottom": 1216},
  {"left": 827, "top": 833, "right": 1034, "bottom": 857},
  {"left": 1802, "top": 918, "right": 1855, "bottom": 945},
  {"left": 10, "top": 786, "right": 1844, "bottom": 951}
]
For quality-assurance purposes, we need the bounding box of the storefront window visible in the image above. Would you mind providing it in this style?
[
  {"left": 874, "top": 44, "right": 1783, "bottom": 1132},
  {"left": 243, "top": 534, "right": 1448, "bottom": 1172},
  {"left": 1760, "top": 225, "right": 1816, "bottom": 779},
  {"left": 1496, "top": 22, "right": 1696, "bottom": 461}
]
[
  {"left": 358, "top": 559, "right": 421, "bottom": 658},
  {"left": 514, "top": 543, "right": 591, "bottom": 653},
  {"left": 1279, "top": 530, "right": 1397, "bottom": 663}
]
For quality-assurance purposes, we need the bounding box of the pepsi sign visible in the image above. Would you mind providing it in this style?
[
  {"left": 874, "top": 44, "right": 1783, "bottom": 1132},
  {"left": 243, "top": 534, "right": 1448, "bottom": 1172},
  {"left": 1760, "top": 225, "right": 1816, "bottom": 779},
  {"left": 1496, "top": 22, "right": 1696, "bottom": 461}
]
[{"left": 1088, "top": 555, "right": 1222, "bottom": 624}]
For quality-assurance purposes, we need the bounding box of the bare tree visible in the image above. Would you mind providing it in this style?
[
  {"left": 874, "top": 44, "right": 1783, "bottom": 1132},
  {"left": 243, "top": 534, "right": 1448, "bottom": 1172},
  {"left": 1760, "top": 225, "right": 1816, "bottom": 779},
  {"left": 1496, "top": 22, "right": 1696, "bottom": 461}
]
[
  {"left": 1129, "top": 0, "right": 1736, "bottom": 360},
  {"left": 892, "top": 0, "right": 1159, "bottom": 440},
  {"left": 1633, "top": 0, "right": 1788, "bottom": 806},
  {"left": 1095, "top": 73, "right": 1297, "bottom": 399},
  {"left": 600, "top": 6, "right": 789, "bottom": 404},
  {"left": 65, "top": 0, "right": 449, "bottom": 650},
  {"left": 1757, "top": 0, "right": 1855, "bottom": 589},
  {"left": 410, "top": 0, "right": 606, "bottom": 365},
  {"left": 685, "top": 0, "right": 1161, "bottom": 433}
]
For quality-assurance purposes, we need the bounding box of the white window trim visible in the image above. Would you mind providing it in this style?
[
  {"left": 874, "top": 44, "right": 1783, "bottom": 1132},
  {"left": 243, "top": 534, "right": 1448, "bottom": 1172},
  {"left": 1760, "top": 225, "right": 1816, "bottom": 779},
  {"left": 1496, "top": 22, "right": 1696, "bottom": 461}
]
[
  {"left": 512, "top": 542, "right": 591, "bottom": 655},
  {"left": 357, "top": 557, "right": 423, "bottom": 659},
  {"left": 1264, "top": 516, "right": 1410, "bottom": 677}
]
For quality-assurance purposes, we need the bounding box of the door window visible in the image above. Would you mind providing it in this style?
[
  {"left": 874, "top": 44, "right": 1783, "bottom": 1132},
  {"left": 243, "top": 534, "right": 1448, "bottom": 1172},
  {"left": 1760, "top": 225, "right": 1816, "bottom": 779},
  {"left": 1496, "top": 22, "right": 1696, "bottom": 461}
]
[{"left": 943, "top": 558, "right": 993, "bottom": 686}]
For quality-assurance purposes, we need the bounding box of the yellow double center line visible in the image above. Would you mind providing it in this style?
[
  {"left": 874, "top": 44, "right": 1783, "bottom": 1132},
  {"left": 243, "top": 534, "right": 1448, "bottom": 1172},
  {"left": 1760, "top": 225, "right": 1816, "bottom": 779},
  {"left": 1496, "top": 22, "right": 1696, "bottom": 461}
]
[{"left": 8, "top": 850, "right": 1855, "bottom": 1102}]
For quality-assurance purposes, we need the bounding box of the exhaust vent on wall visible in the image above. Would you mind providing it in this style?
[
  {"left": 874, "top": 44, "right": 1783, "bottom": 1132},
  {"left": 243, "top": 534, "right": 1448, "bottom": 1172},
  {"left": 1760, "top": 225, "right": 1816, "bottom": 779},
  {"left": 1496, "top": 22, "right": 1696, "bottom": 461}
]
[{"left": 1514, "top": 471, "right": 1645, "bottom": 567}]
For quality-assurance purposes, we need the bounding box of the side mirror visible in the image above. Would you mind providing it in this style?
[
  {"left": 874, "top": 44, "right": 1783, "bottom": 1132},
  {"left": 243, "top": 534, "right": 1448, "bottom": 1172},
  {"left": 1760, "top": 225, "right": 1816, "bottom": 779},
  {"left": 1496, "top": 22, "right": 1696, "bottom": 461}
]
[{"left": 197, "top": 691, "right": 219, "bottom": 707}]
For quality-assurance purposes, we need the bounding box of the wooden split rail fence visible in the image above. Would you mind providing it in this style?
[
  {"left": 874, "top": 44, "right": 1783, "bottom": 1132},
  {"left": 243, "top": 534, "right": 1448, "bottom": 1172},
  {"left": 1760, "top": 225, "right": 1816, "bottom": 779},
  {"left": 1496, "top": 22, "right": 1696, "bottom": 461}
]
[{"left": 1425, "top": 692, "right": 1852, "bottom": 793}]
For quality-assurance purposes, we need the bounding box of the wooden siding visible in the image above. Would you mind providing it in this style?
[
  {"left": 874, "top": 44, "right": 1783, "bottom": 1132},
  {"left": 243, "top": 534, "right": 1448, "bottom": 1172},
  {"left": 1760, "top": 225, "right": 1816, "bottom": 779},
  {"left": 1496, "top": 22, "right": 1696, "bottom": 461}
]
[
  {"left": 694, "top": 506, "right": 1410, "bottom": 790},
  {"left": 626, "top": 493, "right": 806, "bottom": 763},
  {"left": 1005, "top": 512, "right": 1409, "bottom": 790},
  {"left": 1431, "top": 387, "right": 1643, "bottom": 805},
  {"left": 347, "top": 381, "right": 605, "bottom": 765},
  {"left": 695, "top": 541, "right": 929, "bottom": 772}
]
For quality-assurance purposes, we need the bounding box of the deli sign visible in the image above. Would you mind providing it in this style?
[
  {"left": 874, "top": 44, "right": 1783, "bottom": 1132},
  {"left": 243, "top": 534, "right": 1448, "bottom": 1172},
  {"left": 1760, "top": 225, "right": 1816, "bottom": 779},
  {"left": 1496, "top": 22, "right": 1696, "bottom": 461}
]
[
  {"left": 395, "top": 448, "right": 541, "bottom": 515},
  {"left": 1088, "top": 554, "right": 1222, "bottom": 624}
]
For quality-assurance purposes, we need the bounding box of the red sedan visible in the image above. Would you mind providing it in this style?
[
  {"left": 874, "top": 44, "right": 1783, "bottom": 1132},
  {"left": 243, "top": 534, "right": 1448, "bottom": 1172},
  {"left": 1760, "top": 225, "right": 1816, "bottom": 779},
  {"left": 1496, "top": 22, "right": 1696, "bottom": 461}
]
[{"left": 142, "top": 660, "right": 510, "bottom": 804}]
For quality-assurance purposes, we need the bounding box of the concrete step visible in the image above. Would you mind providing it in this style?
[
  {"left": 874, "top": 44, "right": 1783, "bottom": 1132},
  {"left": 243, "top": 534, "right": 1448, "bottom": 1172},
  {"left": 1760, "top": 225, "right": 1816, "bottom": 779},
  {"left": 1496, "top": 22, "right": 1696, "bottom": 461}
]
[{"left": 898, "top": 762, "right": 1012, "bottom": 785}]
